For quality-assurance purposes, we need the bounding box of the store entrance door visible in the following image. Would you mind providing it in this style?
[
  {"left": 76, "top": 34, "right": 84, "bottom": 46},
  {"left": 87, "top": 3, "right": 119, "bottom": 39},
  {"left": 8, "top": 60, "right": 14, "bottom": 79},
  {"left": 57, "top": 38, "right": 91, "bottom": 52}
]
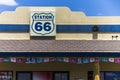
[{"left": 33, "top": 72, "right": 53, "bottom": 80}]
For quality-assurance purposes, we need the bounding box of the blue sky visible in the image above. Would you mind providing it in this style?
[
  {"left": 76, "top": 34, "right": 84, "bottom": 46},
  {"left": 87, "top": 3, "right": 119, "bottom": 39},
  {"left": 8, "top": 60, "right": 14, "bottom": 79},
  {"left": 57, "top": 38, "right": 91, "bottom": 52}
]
[{"left": 0, "top": 0, "right": 120, "bottom": 16}]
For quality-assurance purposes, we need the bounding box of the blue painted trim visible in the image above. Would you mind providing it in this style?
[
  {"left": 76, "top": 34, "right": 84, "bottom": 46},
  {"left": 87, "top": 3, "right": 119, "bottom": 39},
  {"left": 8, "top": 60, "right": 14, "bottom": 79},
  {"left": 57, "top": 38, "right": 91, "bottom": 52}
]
[
  {"left": 0, "top": 52, "right": 120, "bottom": 57},
  {"left": 57, "top": 25, "right": 93, "bottom": 32},
  {"left": 57, "top": 25, "right": 120, "bottom": 32},
  {"left": 0, "top": 24, "right": 29, "bottom": 32},
  {"left": 1, "top": 24, "right": 120, "bottom": 32}
]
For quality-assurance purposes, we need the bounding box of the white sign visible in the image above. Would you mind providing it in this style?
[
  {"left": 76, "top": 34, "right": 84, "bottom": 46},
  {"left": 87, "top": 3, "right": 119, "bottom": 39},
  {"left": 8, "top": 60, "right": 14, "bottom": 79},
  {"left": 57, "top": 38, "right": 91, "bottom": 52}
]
[{"left": 30, "top": 11, "right": 56, "bottom": 36}]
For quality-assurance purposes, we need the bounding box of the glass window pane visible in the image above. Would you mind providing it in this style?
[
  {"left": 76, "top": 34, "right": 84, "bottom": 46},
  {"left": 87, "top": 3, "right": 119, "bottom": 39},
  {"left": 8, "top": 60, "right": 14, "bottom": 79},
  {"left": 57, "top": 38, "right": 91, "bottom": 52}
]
[{"left": 17, "top": 73, "right": 31, "bottom": 80}]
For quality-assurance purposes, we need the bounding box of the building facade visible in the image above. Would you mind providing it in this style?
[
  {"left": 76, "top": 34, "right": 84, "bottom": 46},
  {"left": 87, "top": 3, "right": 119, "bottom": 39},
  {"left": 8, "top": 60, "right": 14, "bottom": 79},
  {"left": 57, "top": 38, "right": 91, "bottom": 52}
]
[{"left": 0, "top": 7, "right": 120, "bottom": 80}]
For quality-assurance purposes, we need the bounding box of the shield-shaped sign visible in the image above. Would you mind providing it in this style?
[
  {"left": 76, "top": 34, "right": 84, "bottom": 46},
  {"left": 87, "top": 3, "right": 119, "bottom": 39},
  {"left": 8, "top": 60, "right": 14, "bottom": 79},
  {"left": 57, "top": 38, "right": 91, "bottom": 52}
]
[{"left": 30, "top": 11, "right": 56, "bottom": 36}]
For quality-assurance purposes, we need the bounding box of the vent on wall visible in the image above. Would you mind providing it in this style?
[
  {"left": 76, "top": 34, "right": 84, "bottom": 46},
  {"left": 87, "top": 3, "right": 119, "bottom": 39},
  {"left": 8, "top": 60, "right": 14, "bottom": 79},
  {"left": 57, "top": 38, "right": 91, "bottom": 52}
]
[
  {"left": 92, "top": 25, "right": 99, "bottom": 32},
  {"left": 92, "top": 25, "right": 98, "bottom": 40}
]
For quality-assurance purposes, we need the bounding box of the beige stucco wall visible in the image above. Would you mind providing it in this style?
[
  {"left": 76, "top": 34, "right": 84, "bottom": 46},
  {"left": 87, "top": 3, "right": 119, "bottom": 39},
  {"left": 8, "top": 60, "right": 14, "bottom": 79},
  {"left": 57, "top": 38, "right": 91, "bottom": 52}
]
[
  {"left": 56, "top": 33, "right": 93, "bottom": 40},
  {"left": 0, "top": 33, "right": 29, "bottom": 40},
  {"left": 1, "top": 33, "right": 120, "bottom": 40},
  {"left": 98, "top": 33, "right": 120, "bottom": 40},
  {"left": 0, "top": 7, "right": 120, "bottom": 40}
]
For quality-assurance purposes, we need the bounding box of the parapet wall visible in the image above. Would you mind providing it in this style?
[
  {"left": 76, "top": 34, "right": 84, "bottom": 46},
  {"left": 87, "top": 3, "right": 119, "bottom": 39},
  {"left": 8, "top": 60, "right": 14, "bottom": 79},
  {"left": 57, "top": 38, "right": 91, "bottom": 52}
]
[{"left": 0, "top": 6, "right": 120, "bottom": 24}]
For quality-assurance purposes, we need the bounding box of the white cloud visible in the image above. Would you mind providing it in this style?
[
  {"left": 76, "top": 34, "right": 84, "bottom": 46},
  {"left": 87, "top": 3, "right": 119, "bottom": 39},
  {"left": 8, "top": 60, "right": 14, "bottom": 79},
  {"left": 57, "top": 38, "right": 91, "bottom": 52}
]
[{"left": 0, "top": 0, "right": 18, "bottom": 6}]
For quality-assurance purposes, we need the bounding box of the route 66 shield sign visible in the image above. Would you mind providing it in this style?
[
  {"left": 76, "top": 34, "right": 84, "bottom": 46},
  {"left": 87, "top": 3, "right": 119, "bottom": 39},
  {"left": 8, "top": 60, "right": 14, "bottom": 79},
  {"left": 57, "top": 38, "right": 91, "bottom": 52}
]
[{"left": 30, "top": 11, "right": 56, "bottom": 36}]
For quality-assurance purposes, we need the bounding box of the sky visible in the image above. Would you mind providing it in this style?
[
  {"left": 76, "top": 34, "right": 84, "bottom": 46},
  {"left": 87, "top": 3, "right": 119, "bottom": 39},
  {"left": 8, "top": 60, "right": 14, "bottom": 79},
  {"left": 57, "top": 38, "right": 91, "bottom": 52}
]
[{"left": 0, "top": 0, "right": 120, "bottom": 16}]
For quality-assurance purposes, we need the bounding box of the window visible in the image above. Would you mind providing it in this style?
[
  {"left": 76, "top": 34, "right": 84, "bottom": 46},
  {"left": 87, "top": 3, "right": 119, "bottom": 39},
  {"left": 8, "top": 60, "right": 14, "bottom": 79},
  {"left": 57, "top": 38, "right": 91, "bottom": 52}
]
[
  {"left": 0, "top": 71, "right": 13, "bottom": 80},
  {"left": 16, "top": 72, "right": 32, "bottom": 80},
  {"left": 88, "top": 71, "right": 120, "bottom": 80},
  {"left": 54, "top": 72, "right": 69, "bottom": 80}
]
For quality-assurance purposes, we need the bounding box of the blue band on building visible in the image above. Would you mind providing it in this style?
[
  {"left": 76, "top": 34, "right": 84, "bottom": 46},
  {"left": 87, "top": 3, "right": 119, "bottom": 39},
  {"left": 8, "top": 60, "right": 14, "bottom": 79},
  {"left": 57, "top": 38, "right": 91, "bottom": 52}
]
[{"left": 1, "top": 24, "right": 120, "bottom": 32}]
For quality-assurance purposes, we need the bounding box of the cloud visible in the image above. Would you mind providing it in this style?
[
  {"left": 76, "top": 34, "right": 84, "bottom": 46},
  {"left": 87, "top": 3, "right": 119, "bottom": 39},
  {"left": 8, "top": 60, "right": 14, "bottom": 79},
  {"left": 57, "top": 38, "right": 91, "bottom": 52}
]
[{"left": 0, "top": 0, "right": 18, "bottom": 6}]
